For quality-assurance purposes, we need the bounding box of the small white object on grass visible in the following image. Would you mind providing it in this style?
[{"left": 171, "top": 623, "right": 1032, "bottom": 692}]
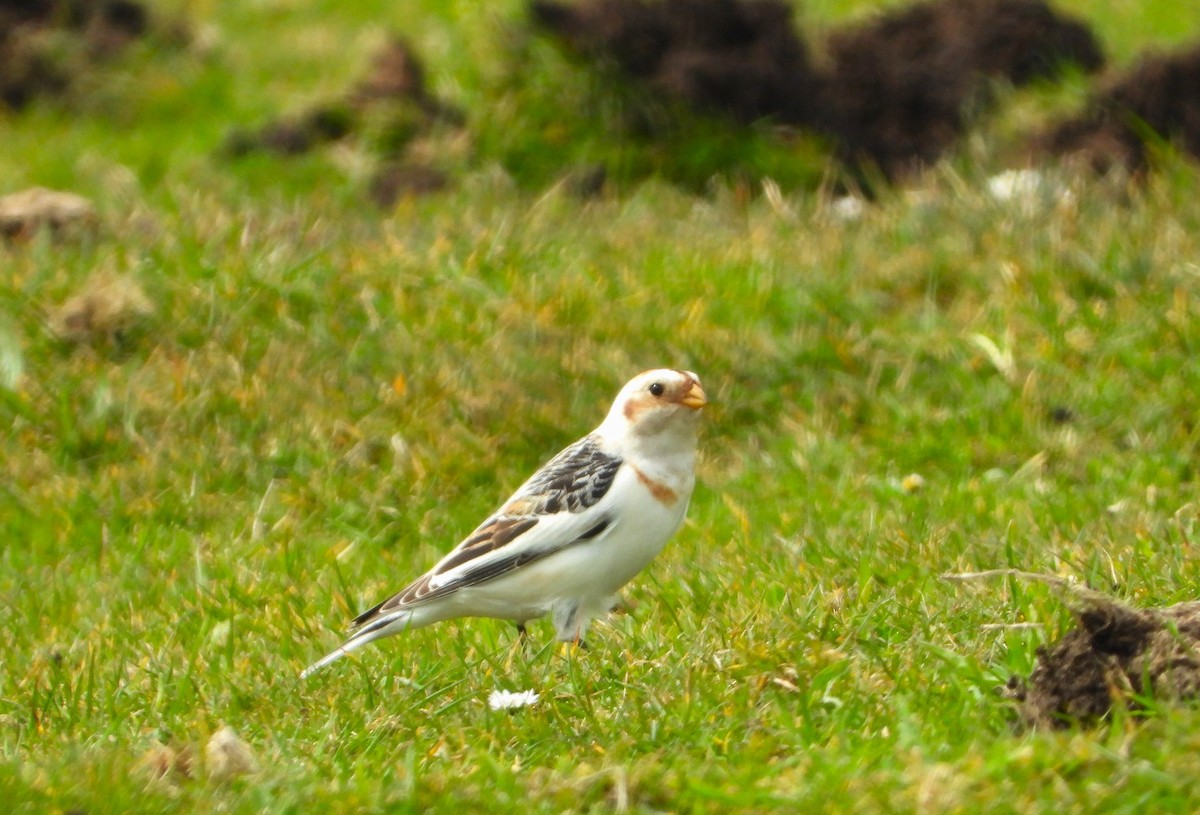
[
  {"left": 830, "top": 195, "right": 866, "bottom": 222},
  {"left": 208, "top": 619, "right": 231, "bottom": 649},
  {"left": 488, "top": 689, "right": 540, "bottom": 711},
  {"left": 986, "top": 169, "right": 1073, "bottom": 209}
]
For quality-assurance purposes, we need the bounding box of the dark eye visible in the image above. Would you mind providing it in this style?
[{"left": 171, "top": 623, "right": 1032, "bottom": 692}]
[{"left": 649, "top": 382, "right": 665, "bottom": 397}]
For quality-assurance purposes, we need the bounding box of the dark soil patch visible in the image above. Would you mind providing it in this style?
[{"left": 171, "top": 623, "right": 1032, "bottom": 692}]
[
  {"left": 530, "top": 0, "right": 1103, "bottom": 184},
  {"left": 531, "top": 0, "right": 819, "bottom": 125},
  {"left": 0, "top": 0, "right": 158, "bottom": 108},
  {"left": 223, "top": 37, "right": 463, "bottom": 155},
  {"left": 818, "top": 0, "right": 1104, "bottom": 180},
  {"left": 1007, "top": 596, "right": 1200, "bottom": 728},
  {"left": 0, "top": 0, "right": 149, "bottom": 46},
  {"left": 368, "top": 163, "right": 449, "bottom": 207},
  {"left": 223, "top": 105, "right": 356, "bottom": 157},
  {"left": 348, "top": 34, "right": 461, "bottom": 125},
  {"left": 224, "top": 37, "right": 462, "bottom": 204},
  {"left": 1033, "top": 43, "right": 1200, "bottom": 173}
]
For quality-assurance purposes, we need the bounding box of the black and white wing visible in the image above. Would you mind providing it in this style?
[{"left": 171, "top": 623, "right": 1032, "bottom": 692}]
[{"left": 349, "top": 434, "right": 622, "bottom": 628}]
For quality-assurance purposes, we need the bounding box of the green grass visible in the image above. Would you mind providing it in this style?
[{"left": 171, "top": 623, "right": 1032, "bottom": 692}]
[{"left": 5, "top": 1, "right": 1200, "bottom": 812}]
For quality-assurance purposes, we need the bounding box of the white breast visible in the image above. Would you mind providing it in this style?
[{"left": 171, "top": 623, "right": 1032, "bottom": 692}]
[{"left": 447, "top": 461, "right": 694, "bottom": 622}]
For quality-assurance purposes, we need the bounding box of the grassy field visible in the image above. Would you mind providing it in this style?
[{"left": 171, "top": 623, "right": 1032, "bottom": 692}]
[{"left": 5, "top": 1, "right": 1200, "bottom": 812}]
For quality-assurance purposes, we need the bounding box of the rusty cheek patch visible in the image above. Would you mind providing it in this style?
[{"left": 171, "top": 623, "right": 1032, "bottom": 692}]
[
  {"left": 623, "top": 394, "right": 649, "bottom": 422},
  {"left": 633, "top": 465, "right": 678, "bottom": 506}
]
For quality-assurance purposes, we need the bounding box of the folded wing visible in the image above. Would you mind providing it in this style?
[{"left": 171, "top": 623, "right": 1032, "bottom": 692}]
[{"left": 349, "top": 434, "right": 622, "bottom": 631}]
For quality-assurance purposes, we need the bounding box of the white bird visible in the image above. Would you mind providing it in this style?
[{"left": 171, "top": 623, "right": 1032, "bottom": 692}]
[{"left": 301, "top": 368, "right": 707, "bottom": 678}]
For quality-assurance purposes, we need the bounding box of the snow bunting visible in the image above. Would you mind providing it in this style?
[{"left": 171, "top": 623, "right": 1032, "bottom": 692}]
[{"left": 301, "top": 368, "right": 707, "bottom": 678}]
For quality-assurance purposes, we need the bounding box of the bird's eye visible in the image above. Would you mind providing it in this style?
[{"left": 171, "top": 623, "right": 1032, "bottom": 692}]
[{"left": 649, "top": 382, "right": 665, "bottom": 397}]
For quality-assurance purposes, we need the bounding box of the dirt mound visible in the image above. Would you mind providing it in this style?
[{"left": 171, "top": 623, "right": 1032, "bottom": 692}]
[
  {"left": 368, "top": 162, "right": 449, "bottom": 206},
  {"left": 530, "top": 0, "right": 1103, "bottom": 183},
  {"left": 223, "top": 105, "right": 355, "bottom": 157},
  {"left": 1034, "top": 44, "right": 1200, "bottom": 172},
  {"left": 1008, "top": 596, "right": 1200, "bottom": 728},
  {"left": 224, "top": 37, "right": 463, "bottom": 206},
  {"left": 0, "top": 0, "right": 149, "bottom": 46},
  {"left": 531, "top": 0, "right": 819, "bottom": 125},
  {"left": 820, "top": 0, "right": 1103, "bottom": 179},
  {"left": 348, "top": 33, "right": 459, "bottom": 123},
  {"left": 0, "top": 0, "right": 155, "bottom": 108}
]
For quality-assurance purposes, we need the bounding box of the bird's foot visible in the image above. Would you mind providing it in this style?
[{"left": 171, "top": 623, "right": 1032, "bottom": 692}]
[{"left": 559, "top": 636, "right": 589, "bottom": 654}]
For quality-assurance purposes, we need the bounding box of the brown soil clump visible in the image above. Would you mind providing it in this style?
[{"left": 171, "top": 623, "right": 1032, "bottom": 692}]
[
  {"left": 819, "top": 0, "right": 1103, "bottom": 180},
  {"left": 1007, "top": 596, "right": 1200, "bottom": 728},
  {"left": 0, "top": 0, "right": 157, "bottom": 108},
  {"left": 530, "top": 0, "right": 1103, "bottom": 182},
  {"left": 349, "top": 36, "right": 462, "bottom": 125},
  {"left": 531, "top": 0, "right": 819, "bottom": 125},
  {"left": 224, "top": 37, "right": 463, "bottom": 157},
  {"left": 223, "top": 105, "right": 356, "bottom": 157},
  {"left": 224, "top": 37, "right": 462, "bottom": 204},
  {"left": 368, "top": 163, "right": 449, "bottom": 207},
  {"left": 1034, "top": 44, "right": 1200, "bottom": 173}
]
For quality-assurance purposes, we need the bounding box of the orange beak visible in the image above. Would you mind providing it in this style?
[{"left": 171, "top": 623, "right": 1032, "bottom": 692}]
[{"left": 680, "top": 380, "right": 708, "bottom": 410}]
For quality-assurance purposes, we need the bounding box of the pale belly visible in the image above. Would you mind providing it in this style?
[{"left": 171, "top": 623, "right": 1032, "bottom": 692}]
[{"left": 446, "top": 478, "right": 691, "bottom": 623}]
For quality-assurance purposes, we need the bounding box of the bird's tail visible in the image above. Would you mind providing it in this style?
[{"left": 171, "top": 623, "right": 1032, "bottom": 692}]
[
  {"left": 300, "top": 645, "right": 355, "bottom": 680},
  {"left": 300, "top": 610, "right": 414, "bottom": 679}
]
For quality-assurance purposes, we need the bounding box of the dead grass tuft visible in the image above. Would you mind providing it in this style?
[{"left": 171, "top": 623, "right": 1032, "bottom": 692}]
[
  {"left": 204, "top": 725, "right": 259, "bottom": 781},
  {"left": 0, "top": 187, "right": 95, "bottom": 240},
  {"left": 48, "top": 274, "right": 153, "bottom": 346}
]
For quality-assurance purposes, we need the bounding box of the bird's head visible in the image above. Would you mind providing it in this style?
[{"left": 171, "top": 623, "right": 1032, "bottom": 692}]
[{"left": 598, "top": 368, "right": 707, "bottom": 451}]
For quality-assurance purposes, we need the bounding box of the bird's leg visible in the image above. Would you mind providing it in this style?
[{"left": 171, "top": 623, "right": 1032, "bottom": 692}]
[
  {"left": 505, "top": 622, "right": 532, "bottom": 671},
  {"left": 515, "top": 622, "right": 542, "bottom": 654},
  {"left": 552, "top": 601, "right": 590, "bottom": 652}
]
